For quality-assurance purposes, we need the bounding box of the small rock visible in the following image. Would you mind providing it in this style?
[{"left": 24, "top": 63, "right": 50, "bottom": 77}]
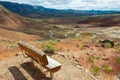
[
  {"left": 76, "top": 65, "right": 84, "bottom": 69},
  {"left": 83, "top": 44, "right": 90, "bottom": 48},
  {"left": 86, "top": 50, "right": 93, "bottom": 55},
  {"left": 102, "top": 57, "right": 109, "bottom": 60}
]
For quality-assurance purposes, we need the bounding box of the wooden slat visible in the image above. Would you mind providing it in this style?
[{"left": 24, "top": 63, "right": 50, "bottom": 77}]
[{"left": 18, "top": 41, "right": 48, "bottom": 65}]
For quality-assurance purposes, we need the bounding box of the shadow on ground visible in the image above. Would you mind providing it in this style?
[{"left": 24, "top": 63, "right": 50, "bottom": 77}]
[
  {"left": 21, "top": 62, "right": 51, "bottom": 80},
  {"left": 8, "top": 66, "right": 27, "bottom": 80},
  {"left": 8, "top": 62, "right": 51, "bottom": 80}
]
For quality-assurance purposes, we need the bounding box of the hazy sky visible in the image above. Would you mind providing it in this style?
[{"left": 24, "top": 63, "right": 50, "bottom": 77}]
[{"left": 1, "top": 0, "right": 120, "bottom": 10}]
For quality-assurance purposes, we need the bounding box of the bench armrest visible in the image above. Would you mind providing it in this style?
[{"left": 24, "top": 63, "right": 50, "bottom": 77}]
[{"left": 45, "top": 56, "right": 61, "bottom": 72}]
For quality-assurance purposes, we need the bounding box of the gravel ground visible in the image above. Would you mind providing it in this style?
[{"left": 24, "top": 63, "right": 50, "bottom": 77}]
[{"left": 0, "top": 52, "right": 96, "bottom": 80}]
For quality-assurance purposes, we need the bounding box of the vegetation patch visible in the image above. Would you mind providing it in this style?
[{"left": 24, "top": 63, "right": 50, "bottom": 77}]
[
  {"left": 116, "top": 57, "right": 120, "bottom": 64},
  {"left": 102, "top": 64, "right": 113, "bottom": 73},
  {"left": 76, "top": 44, "right": 83, "bottom": 50},
  {"left": 42, "top": 41, "right": 56, "bottom": 54},
  {"left": 96, "top": 39, "right": 114, "bottom": 48},
  {"left": 15, "top": 53, "right": 19, "bottom": 56},
  {"left": 88, "top": 55, "right": 95, "bottom": 63},
  {"left": 114, "top": 45, "right": 120, "bottom": 54},
  {"left": 91, "top": 65, "right": 100, "bottom": 76}
]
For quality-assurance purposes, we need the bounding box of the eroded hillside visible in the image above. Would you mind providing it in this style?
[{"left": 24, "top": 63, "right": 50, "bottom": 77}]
[{"left": 0, "top": 5, "right": 43, "bottom": 41}]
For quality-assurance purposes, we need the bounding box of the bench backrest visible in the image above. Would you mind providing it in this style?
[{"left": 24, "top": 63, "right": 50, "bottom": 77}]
[{"left": 18, "top": 41, "right": 48, "bottom": 65}]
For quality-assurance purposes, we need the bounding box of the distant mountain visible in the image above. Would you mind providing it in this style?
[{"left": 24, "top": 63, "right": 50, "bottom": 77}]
[
  {"left": 0, "top": 1, "right": 120, "bottom": 18},
  {"left": 77, "top": 14, "right": 120, "bottom": 27}
]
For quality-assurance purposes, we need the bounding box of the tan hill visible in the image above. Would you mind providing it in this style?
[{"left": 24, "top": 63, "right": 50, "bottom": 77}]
[
  {"left": 0, "top": 5, "right": 42, "bottom": 41},
  {"left": 77, "top": 14, "right": 120, "bottom": 27},
  {"left": 0, "top": 5, "right": 25, "bottom": 30}
]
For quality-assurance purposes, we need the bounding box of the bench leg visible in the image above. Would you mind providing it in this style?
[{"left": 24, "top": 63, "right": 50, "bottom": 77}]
[
  {"left": 31, "top": 58, "right": 34, "bottom": 65},
  {"left": 50, "top": 72, "right": 54, "bottom": 79},
  {"left": 37, "top": 57, "right": 43, "bottom": 71},
  {"left": 22, "top": 51, "right": 28, "bottom": 58}
]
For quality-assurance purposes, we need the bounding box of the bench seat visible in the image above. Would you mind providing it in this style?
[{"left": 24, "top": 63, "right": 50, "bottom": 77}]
[{"left": 45, "top": 56, "right": 61, "bottom": 72}]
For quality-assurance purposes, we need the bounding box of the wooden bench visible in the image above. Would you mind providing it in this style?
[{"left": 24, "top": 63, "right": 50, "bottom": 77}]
[{"left": 18, "top": 41, "right": 61, "bottom": 79}]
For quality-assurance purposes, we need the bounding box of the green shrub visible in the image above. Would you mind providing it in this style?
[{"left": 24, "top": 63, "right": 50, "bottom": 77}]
[
  {"left": 88, "top": 56, "right": 95, "bottom": 63},
  {"left": 42, "top": 43, "right": 56, "bottom": 53},
  {"left": 114, "top": 45, "right": 120, "bottom": 50},
  {"left": 15, "top": 53, "right": 19, "bottom": 56},
  {"left": 96, "top": 39, "right": 114, "bottom": 48},
  {"left": 104, "top": 42, "right": 112, "bottom": 48},
  {"left": 103, "top": 40, "right": 114, "bottom": 48},
  {"left": 114, "top": 45, "right": 120, "bottom": 54},
  {"left": 102, "top": 64, "right": 113, "bottom": 73},
  {"left": 49, "top": 40, "right": 57, "bottom": 45},
  {"left": 76, "top": 44, "right": 80, "bottom": 47},
  {"left": 76, "top": 44, "right": 83, "bottom": 49},
  {"left": 95, "top": 40, "right": 102, "bottom": 47},
  {"left": 91, "top": 65, "right": 100, "bottom": 76},
  {"left": 116, "top": 57, "right": 120, "bottom": 64}
]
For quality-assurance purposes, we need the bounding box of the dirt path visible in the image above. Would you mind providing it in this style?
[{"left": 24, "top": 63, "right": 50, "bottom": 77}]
[{"left": 0, "top": 52, "right": 96, "bottom": 80}]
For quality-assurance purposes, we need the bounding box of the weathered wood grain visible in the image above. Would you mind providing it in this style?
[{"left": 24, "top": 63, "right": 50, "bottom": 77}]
[{"left": 18, "top": 41, "right": 48, "bottom": 65}]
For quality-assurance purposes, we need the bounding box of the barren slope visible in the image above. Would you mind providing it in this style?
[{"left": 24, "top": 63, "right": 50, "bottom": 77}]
[{"left": 0, "top": 5, "right": 42, "bottom": 41}]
